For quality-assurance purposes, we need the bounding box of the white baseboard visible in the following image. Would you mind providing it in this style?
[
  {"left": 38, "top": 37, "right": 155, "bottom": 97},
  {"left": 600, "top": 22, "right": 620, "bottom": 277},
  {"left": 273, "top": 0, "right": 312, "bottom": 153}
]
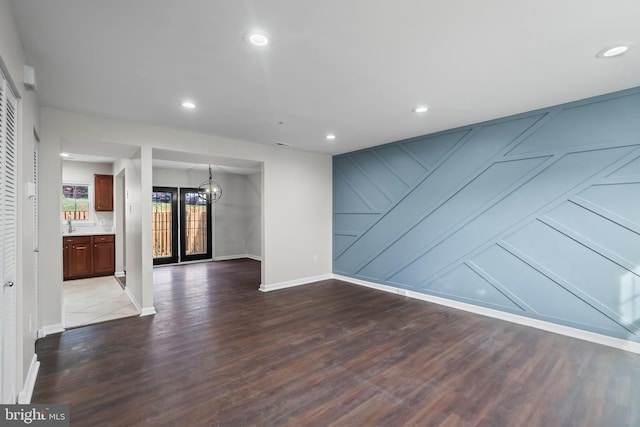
[
  {"left": 334, "top": 274, "right": 640, "bottom": 355},
  {"left": 214, "top": 254, "right": 262, "bottom": 261},
  {"left": 39, "top": 323, "right": 65, "bottom": 338},
  {"left": 125, "top": 287, "right": 142, "bottom": 313},
  {"left": 18, "top": 355, "right": 40, "bottom": 404},
  {"left": 140, "top": 307, "right": 157, "bottom": 316},
  {"left": 115, "top": 271, "right": 125, "bottom": 277},
  {"left": 125, "top": 289, "right": 155, "bottom": 316},
  {"left": 259, "top": 274, "right": 333, "bottom": 292}
]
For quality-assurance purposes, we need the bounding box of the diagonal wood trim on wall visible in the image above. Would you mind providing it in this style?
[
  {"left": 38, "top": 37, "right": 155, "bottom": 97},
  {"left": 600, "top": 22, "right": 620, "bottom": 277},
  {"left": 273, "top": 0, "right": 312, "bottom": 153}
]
[{"left": 333, "top": 87, "right": 640, "bottom": 343}]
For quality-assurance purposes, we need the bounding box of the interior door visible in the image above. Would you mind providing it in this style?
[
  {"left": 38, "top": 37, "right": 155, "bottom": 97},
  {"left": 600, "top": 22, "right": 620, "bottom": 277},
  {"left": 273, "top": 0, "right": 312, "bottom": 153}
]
[
  {"left": 32, "top": 132, "right": 39, "bottom": 345},
  {"left": 180, "top": 188, "right": 212, "bottom": 262},
  {"left": 152, "top": 187, "right": 178, "bottom": 265},
  {"left": 1, "top": 71, "right": 18, "bottom": 404}
]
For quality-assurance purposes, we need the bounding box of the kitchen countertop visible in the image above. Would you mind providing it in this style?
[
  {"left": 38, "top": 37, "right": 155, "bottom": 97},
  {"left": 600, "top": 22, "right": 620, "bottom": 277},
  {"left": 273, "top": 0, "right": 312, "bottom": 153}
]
[{"left": 62, "top": 231, "right": 116, "bottom": 237}]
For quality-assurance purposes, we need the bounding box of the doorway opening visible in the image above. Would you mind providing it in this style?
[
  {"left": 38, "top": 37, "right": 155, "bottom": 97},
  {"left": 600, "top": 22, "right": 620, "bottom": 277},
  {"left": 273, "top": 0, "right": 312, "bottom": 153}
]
[{"left": 152, "top": 186, "right": 212, "bottom": 265}]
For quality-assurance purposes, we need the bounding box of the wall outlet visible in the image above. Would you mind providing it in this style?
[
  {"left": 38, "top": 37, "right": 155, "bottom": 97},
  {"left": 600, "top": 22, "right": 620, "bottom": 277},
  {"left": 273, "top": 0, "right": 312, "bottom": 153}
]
[{"left": 312, "top": 254, "right": 318, "bottom": 262}]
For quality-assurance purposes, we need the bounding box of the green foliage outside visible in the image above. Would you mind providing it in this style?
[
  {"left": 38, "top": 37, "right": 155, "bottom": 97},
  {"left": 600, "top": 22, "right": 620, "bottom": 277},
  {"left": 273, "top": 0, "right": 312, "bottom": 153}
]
[{"left": 62, "top": 196, "right": 89, "bottom": 212}]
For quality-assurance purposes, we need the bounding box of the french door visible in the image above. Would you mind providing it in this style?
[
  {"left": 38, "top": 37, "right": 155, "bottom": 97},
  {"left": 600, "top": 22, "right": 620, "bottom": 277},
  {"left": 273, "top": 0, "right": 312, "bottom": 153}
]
[
  {"left": 152, "top": 187, "right": 178, "bottom": 265},
  {"left": 180, "top": 188, "right": 212, "bottom": 262},
  {"left": 152, "top": 187, "right": 212, "bottom": 264}
]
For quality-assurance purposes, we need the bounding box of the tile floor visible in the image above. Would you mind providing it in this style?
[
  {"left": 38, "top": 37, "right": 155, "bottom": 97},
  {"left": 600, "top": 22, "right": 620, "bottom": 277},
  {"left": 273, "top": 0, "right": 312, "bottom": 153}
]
[{"left": 64, "top": 275, "right": 139, "bottom": 328}]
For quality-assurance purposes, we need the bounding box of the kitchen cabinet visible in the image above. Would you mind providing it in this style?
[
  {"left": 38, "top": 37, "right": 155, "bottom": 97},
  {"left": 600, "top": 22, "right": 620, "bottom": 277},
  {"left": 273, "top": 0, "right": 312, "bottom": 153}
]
[
  {"left": 64, "top": 236, "right": 92, "bottom": 278},
  {"left": 63, "top": 240, "right": 69, "bottom": 278},
  {"left": 94, "top": 174, "right": 113, "bottom": 211},
  {"left": 63, "top": 234, "right": 115, "bottom": 280},
  {"left": 93, "top": 234, "right": 115, "bottom": 276}
]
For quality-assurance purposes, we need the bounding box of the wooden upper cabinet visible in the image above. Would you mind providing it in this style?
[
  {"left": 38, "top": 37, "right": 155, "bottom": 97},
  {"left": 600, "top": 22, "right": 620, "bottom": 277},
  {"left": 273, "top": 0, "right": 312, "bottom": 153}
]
[{"left": 94, "top": 174, "right": 113, "bottom": 211}]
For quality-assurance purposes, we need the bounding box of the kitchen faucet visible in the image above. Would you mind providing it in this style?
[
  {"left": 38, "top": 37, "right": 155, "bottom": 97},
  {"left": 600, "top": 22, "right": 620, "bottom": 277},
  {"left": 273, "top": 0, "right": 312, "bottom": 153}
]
[{"left": 67, "top": 216, "right": 74, "bottom": 234}]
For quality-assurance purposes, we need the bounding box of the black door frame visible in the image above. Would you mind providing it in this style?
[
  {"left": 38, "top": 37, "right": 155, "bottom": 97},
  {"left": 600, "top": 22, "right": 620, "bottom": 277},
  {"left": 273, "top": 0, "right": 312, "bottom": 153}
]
[
  {"left": 152, "top": 187, "right": 179, "bottom": 265},
  {"left": 179, "top": 187, "right": 212, "bottom": 262}
]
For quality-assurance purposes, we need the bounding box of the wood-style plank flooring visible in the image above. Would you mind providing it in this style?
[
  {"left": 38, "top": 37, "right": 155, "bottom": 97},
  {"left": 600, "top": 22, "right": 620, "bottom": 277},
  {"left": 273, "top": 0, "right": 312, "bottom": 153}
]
[{"left": 33, "top": 259, "right": 640, "bottom": 426}]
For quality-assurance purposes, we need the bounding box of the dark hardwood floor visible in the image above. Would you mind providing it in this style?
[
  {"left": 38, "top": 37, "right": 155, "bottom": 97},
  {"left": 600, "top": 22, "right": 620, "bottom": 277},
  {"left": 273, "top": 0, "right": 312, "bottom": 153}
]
[{"left": 33, "top": 259, "right": 640, "bottom": 426}]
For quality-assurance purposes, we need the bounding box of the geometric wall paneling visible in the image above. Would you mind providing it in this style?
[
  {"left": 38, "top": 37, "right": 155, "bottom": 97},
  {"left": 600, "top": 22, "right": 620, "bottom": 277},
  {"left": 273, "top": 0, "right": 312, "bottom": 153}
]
[
  {"left": 334, "top": 113, "right": 546, "bottom": 273},
  {"left": 401, "top": 129, "right": 470, "bottom": 168},
  {"left": 606, "top": 153, "right": 640, "bottom": 179},
  {"left": 333, "top": 171, "right": 372, "bottom": 211},
  {"left": 333, "top": 234, "right": 357, "bottom": 258},
  {"left": 350, "top": 151, "right": 412, "bottom": 202},
  {"left": 388, "top": 146, "right": 635, "bottom": 288},
  {"left": 470, "top": 244, "right": 633, "bottom": 337},
  {"left": 508, "top": 91, "right": 640, "bottom": 157},
  {"left": 334, "top": 212, "right": 382, "bottom": 235},
  {"left": 357, "top": 155, "right": 549, "bottom": 281},
  {"left": 426, "top": 263, "right": 523, "bottom": 311},
  {"left": 577, "top": 182, "right": 640, "bottom": 229},
  {"left": 544, "top": 201, "right": 640, "bottom": 268},
  {"left": 334, "top": 86, "right": 640, "bottom": 343},
  {"left": 371, "top": 145, "right": 427, "bottom": 185},
  {"left": 502, "top": 221, "right": 640, "bottom": 334},
  {"left": 334, "top": 157, "right": 392, "bottom": 210}
]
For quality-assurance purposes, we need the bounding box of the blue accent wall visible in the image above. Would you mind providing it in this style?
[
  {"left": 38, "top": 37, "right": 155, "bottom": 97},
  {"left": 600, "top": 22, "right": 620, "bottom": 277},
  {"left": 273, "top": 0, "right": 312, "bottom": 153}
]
[{"left": 333, "top": 87, "right": 640, "bottom": 343}]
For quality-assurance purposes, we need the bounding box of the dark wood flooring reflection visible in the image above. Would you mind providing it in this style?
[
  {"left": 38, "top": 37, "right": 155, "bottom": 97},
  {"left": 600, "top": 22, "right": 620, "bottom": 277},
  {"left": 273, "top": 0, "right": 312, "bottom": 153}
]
[{"left": 33, "top": 259, "right": 640, "bottom": 426}]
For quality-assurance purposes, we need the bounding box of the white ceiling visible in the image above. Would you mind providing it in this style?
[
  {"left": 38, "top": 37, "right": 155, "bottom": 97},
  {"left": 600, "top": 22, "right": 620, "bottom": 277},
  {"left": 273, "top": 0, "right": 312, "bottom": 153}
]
[{"left": 10, "top": 0, "right": 640, "bottom": 156}]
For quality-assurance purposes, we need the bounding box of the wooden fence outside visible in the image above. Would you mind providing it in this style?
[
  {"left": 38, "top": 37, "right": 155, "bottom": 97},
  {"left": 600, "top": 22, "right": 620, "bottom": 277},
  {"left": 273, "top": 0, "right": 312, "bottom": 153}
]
[
  {"left": 153, "top": 210, "right": 172, "bottom": 258},
  {"left": 152, "top": 205, "right": 207, "bottom": 258},
  {"left": 61, "top": 210, "right": 89, "bottom": 220}
]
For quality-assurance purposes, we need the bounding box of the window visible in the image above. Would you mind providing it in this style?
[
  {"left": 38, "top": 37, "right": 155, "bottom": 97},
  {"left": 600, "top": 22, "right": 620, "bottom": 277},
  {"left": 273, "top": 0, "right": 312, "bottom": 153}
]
[{"left": 61, "top": 184, "right": 90, "bottom": 220}]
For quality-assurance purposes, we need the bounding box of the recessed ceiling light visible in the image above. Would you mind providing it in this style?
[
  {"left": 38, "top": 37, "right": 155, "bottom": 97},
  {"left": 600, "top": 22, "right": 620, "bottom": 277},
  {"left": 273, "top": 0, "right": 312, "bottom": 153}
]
[
  {"left": 182, "top": 101, "right": 196, "bottom": 109},
  {"left": 412, "top": 105, "right": 429, "bottom": 113},
  {"left": 596, "top": 45, "right": 629, "bottom": 58},
  {"left": 60, "top": 152, "right": 70, "bottom": 158},
  {"left": 245, "top": 30, "right": 270, "bottom": 47},
  {"left": 326, "top": 134, "right": 336, "bottom": 141}
]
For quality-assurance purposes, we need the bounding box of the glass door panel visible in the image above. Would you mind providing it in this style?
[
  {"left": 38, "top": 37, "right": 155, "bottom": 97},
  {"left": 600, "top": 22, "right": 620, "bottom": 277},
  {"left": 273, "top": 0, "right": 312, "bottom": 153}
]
[
  {"left": 152, "top": 187, "right": 178, "bottom": 265},
  {"left": 180, "top": 188, "right": 211, "bottom": 262}
]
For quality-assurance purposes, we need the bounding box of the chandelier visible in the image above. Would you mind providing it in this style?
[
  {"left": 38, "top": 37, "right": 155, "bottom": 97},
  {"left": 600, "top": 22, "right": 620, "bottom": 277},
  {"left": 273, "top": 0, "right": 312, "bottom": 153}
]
[{"left": 198, "top": 164, "right": 222, "bottom": 203}]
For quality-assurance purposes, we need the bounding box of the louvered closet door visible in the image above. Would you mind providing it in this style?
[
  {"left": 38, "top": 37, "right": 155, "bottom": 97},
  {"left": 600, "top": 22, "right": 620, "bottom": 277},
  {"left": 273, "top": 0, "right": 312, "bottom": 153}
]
[
  {"left": 32, "top": 135, "right": 39, "bottom": 342},
  {"left": 0, "top": 71, "right": 18, "bottom": 404}
]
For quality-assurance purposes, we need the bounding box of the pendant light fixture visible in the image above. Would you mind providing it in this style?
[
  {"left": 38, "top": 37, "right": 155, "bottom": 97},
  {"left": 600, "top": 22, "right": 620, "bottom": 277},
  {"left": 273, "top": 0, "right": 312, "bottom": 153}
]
[{"left": 198, "top": 164, "right": 222, "bottom": 204}]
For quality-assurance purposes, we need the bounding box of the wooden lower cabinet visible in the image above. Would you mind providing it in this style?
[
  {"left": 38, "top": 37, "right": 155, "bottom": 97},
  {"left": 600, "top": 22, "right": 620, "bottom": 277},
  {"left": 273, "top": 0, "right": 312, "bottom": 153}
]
[
  {"left": 63, "top": 241, "right": 69, "bottom": 278},
  {"left": 93, "top": 235, "right": 115, "bottom": 276},
  {"left": 63, "top": 234, "right": 115, "bottom": 280}
]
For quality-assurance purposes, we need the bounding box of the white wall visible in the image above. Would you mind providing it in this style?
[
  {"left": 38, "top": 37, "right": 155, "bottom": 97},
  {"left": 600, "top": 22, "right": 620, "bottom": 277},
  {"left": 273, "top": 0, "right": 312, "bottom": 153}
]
[
  {"left": 0, "top": 0, "right": 41, "bottom": 402},
  {"left": 61, "top": 160, "right": 115, "bottom": 234},
  {"left": 214, "top": 173, "right": 252, "bottom": 258},
  {"left": 152, "top": 167, "right": 200, "bottom": 188},
  {"left": 245, "top": 172, "right": 262, "bottom": 257},
  {"left": 262, "top": 150, "right": 333, "bottom": 284},
  {"left": 112, "top": 151, "right": 149, "bottom": 312},
  {"left": 39, "top": 107, "right": 332, "bottom": 330}
]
